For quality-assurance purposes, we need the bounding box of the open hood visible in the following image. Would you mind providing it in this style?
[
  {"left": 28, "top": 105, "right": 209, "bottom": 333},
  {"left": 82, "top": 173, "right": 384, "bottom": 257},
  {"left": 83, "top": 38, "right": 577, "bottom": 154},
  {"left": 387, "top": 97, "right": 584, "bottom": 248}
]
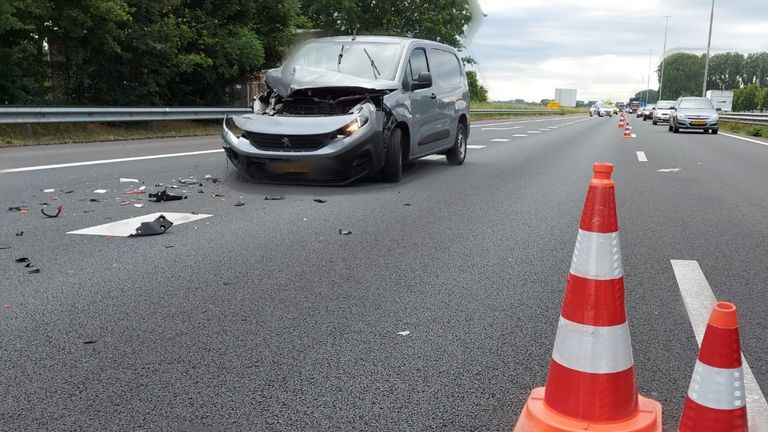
[{"left": 265, "top": 66, "right": 399, "bottom": 97}]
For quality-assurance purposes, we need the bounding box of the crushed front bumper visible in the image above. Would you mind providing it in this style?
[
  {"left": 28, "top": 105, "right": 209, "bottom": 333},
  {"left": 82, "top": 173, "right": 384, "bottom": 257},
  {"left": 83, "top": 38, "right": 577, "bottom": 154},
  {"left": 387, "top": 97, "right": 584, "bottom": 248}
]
[{"left": 222, "top": 113, "right": 385, "bottom": 185}]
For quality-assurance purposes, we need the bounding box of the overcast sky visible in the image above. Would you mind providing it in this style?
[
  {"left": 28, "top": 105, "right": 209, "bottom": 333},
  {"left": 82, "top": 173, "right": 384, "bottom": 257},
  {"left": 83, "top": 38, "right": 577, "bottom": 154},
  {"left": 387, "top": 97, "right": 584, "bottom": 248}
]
[{"left": 465, "top": 0, "right": 768, "bottom": 103}]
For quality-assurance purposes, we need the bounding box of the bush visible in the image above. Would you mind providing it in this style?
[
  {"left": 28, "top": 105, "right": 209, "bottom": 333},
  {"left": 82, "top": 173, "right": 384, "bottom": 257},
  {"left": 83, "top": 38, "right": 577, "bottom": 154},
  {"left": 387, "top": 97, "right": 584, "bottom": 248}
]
[{"left": 746, "top": 126, "right": 763, "bottom": 137}]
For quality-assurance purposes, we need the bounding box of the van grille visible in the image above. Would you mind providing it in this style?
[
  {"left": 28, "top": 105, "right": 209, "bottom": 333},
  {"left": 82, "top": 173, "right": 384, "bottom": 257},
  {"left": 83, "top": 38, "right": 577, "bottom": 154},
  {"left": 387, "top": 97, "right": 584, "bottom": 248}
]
[{"left": 243, "top": 131, "right": 333, "bottom": 151}]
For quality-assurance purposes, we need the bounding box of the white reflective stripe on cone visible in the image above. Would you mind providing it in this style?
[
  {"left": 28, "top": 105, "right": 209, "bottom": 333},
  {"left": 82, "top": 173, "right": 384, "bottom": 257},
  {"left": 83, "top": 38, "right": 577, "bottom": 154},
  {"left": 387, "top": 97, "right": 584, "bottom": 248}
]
[
  {"left": 551, "top": 316, "right": 634, "bottom": 374},
  {"left": 570, "top": 229, "right": 623, "bottom": 280},
  {"left": 688, "top": 360, "right": 747, "bottom": 410}
]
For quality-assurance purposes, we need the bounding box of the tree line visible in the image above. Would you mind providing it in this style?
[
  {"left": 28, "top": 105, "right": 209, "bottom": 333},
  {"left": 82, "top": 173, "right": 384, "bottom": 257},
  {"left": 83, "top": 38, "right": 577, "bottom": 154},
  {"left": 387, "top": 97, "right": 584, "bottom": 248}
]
[{"left": 0, "top": 0, "right": 474, "bottom": 106}]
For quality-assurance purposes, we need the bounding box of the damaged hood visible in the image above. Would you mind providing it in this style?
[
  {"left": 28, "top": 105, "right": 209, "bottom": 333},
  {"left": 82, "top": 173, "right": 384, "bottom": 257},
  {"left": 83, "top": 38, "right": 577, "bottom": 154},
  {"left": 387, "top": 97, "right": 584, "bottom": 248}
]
[
  {"left": 232, "top": 112, "right": 357, "bottom": 135},
  {"left": 266, "top": 66, "right": 399, "bottom": 97}
]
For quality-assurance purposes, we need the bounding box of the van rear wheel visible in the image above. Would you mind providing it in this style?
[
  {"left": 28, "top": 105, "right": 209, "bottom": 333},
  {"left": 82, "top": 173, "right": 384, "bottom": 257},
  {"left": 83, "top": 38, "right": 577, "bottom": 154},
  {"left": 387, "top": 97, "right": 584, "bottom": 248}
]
[
  {"left": 446, "top": 123, "right": 467, "bottom": 165},
  {"left": 382, "top": 127, "right": 403, "bottom": 182}
]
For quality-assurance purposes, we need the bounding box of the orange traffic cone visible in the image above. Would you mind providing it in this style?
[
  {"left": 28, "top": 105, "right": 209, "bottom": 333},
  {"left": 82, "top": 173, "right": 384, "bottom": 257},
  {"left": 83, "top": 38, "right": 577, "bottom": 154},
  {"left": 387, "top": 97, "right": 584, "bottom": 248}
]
[
  {"left": 679, "top": 302, "right": 748, "bottom": 432},
  {"left": 618, "top": 119, "right": 625, "bottom": 128},
  {"left": 514, "top": 163, "right": 661, "bottom": 432},
  {"left": 623, "top": 127, "right": 633, "bottom": 138}
]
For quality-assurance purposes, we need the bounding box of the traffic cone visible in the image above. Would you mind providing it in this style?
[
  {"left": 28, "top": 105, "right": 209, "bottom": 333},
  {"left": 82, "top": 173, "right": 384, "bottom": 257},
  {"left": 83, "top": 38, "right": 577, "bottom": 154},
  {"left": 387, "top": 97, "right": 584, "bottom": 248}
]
[
  {"left": 514, "top": 162, "right": 661, "bottom": 432},
  {"left": 623, "top": 126, "right": 633, "bottom": 138},
  {"left": 618, "top": 118, "right": 625, "bottom": 128},
  {"left": 679, "top": 301, "right": 748, "bottom": 432}
]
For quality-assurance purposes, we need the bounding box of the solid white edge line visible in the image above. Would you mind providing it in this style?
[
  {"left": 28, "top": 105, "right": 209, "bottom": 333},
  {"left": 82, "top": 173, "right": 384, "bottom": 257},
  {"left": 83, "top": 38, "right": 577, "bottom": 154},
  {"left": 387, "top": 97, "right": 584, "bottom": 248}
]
[
  {"left": 671, "top": 260, "right": 768, "bottom": 431},
  {"left": 636, "top": 151, "right": 648, "bottom": 162},
  {"left": 721, "top": 132, "right": 768, "bottom": 147},
  {"left": 490, "top": 139, "right": 510, "bottom": 142},
  {"left": 0, "top": 149, "right": 224, "bottom": 174}
]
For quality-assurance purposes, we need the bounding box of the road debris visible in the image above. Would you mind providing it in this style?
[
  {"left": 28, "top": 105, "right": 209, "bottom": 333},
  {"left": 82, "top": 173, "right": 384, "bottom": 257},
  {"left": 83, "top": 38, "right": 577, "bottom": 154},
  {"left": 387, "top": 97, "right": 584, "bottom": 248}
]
[
  {"left": 657, "top": 168, "right": 681, "bottom": 172},
  {"left": 89, "top": 198, "right": 100, "bottom": 202},
  {"left": 313, "top": 199, "right": 327, "bottom": 203},
  {"left": 41, "top": 205, "right": 63, "bottom": 218},
  {"left": 234, "top": 201, "right": 246, "bottom": 207},
  {"left": 83, "top": 340, "right": 97, "bottom": 345},
  {"left": 93, "top": 189, "right": 108, "bottom": 194},
  {"left": 0, "top": 246, "right": 11, "bottom": 250},
  {"left": 264, "top": 196, "right": 285, "bottom": 201},
  {"left": 130, "top": 215, "right": 173, "bottom": 237},
  {"left": 43, "top": 188, "right": 55, "bottom": 193},
  {"left": 8, "top": 206, "right": 28, "bottom": 212},
  {"left": 338, "top": 229, "right": 352, "bottom": 235},
  {"left": 120, "top": 178, "right": 140, "bottom": 183},
  {"left": 148, "top": 189, "right": 186, "bottom": 202},
  {"left": 133, "top": 204, "right": 144, "bottom": 208},
  {"left": 397, "top": 331, "right": 411, "bottom": 336},
  {"left": 403, "top": 203, "right": 412, "bottom": 206},
  {"left": 123, "top": 188, "right": 145, "bottom": 195},
  {"left": 15, "top": 231, "right": 23, "bottom": 236},
  {"left": 15, "top": 257, "right": 30, "bottom": 263},
  {"left": 27, "top": 268, "right": 40, "bottom": 274},
  {"left": 177, "top": 178, "right": 198, "bottom": 185}
]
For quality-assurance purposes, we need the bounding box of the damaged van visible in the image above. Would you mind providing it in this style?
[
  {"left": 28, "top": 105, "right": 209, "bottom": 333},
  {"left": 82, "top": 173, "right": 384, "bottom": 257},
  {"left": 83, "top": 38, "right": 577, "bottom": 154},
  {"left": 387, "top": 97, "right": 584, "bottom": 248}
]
[{"left": 221, "top": 36, "right": 470, "bottom": 184}]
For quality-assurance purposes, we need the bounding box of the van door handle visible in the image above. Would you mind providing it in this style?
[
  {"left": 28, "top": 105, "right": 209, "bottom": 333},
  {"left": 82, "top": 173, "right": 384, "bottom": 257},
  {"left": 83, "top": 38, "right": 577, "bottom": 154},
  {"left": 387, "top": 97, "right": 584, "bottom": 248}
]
[{"left": 430, "top": 93, "right": 437, "bottom": 99}]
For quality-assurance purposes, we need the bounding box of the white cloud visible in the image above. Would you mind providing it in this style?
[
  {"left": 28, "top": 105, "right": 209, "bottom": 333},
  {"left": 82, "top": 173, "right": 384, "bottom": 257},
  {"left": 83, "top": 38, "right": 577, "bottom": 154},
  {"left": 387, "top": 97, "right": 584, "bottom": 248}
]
[{"left": 469, "top": 0, "right": 768, "bottom": 102}]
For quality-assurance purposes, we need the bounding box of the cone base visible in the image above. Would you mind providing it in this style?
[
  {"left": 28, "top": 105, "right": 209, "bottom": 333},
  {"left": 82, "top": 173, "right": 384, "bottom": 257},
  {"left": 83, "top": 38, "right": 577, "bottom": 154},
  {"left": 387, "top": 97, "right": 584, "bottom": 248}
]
[{"left": 513, "top": 388, "right": 661, "bottom": 432}]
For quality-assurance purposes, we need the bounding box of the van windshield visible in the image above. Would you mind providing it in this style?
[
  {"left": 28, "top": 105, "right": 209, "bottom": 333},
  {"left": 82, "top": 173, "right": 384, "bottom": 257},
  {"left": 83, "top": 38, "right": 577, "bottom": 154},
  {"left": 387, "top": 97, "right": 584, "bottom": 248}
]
[
  {"left": 284, "top": 41, "right": 404, "bottom": 81},
  {"left": 678, "top": 98, "right": 714, "bottom": 109}
]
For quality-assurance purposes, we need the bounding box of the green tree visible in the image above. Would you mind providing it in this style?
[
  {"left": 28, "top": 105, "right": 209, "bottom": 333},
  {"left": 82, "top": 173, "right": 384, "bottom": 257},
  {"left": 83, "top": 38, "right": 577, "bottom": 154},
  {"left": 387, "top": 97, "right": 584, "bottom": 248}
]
[
  {"left": 657, "top": 53, "right": 703, "bottom": 100},
  {"left": 706, "top": 52, "right": 744, "bottom": 90},
  {"left": 758, "top": 87, "right": 768, "bottom": 112},
  {"left": 744, "top": 52, "right": 768, "bottom": 86},
  {"left": 634, "top": 89, "right": 658, "bottom": 104},
  {"left": 733, "top": 85, "right": 760, "bottom": 112},
  {"left": 300, "top": 0, "right": 473, "bottom": 49},
  {"left": 465, "top": 70, "right": 487, "bottom": 102}
]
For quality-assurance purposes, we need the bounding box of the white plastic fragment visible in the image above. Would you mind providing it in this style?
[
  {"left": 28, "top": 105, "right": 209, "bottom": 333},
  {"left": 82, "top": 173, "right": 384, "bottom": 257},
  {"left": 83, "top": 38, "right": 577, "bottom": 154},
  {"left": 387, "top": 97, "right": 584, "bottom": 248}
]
[
  {"left": 120, "top": 178, "right": 140, "bottom": 183},
  {"left": 657, "top": 168, "right": 681, "bottom": 172},
  {"left": 397, "top": 331, "right": 410, "bottom": 336},
  {"left": 133, "top": 204, "right": 144, "bottom": 208},
  {"left": 93, "top": 189, "right": 108, "bottom": 194},
  {"left": 43, "top": 189, "right": 55, "bottom": 193}
]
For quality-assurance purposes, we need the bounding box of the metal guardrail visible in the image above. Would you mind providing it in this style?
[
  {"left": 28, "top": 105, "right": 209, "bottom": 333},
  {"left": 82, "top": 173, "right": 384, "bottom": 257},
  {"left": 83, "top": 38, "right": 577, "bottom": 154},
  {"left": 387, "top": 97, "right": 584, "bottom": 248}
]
[
  {"left": 0, "top": 106, "right": 566, "bottom": 124},
  {"left": 719, "top": 112, "right": 768, "bottom": 125},
  {"left": 0, "top": 107, "right": 252, "bottom": 124}
]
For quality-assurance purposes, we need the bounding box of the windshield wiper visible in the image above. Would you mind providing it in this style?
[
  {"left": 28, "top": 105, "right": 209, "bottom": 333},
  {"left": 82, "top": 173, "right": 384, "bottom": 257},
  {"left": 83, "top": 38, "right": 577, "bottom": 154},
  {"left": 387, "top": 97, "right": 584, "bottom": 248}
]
[
  {"left": 337, "top": 44, "right": 345, "bottom": 72},
  {"left": 363, "top": 48, "right": 381, "bottom": 79}
]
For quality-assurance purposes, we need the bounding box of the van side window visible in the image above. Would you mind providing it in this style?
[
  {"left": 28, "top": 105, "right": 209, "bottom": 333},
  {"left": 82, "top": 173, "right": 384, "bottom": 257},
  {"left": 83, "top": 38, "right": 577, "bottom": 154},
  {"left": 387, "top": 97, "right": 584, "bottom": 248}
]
[
  {"left": 408, "top": 48, "right": 429, "bottom": 81},
  {"left": 430, "top": 49, "right": 462, "bottom": 87}
]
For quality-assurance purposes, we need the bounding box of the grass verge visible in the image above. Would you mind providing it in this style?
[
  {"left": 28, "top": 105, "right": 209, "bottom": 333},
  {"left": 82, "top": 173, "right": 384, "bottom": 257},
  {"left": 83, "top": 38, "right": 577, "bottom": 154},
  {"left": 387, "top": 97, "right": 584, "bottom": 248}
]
[{"left": 720, "top": 121, "right": 768, "bottom": 138}]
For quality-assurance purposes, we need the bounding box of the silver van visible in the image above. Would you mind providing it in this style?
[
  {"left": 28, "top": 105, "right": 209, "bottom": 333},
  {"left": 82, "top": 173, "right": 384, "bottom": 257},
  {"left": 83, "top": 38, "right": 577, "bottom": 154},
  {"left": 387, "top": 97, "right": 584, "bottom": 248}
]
[{"left": 222, "top": 36, "right": 470, "bottom": 184}]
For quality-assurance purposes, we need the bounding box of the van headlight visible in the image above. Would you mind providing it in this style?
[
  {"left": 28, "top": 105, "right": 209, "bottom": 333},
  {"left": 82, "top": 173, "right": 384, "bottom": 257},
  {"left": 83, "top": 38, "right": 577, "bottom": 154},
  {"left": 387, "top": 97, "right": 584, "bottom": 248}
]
[
  {"left": 711, "top": 113, "right": 719, "bottom": 121},
  {"left": 677, "top": 113, "right": 686, "bottom": 120},
  {"left": 338, "top": 114, "right": 369, "bottom": 137}
]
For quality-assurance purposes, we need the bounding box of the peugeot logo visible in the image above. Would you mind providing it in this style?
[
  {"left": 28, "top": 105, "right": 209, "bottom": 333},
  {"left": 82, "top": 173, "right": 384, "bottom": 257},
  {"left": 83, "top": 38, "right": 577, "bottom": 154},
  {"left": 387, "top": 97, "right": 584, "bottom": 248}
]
[{"left": 281, "top": 137, "right": 291, "bottom": 148}]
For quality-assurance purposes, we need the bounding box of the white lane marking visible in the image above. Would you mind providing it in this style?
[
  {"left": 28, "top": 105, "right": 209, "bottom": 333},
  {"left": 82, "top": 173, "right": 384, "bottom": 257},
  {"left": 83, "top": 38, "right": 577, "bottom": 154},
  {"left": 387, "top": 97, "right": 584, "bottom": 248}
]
[
  {"left": 490, "top": 139, "right": 510, "bottom": 142},
  {"left": 67, "top": 212, "right": 212, "bottom": 237},
  {"left": 636, "top": 151, "right": 648, "bottom": 162},
  {"left": 481, "top": 126, "right": 522, "bottom": 130},
  {"left": 526, "top": 131, "right": 541, "bottom": 134},
  {"left": 0, "top": 149, "right": 224, "bottom": 174},
  {"left": 721, "top": 132, "right": 768, "bottom": 147},
  {"left": 470, "top": 117, "right": 581, "bottom": 128},
  {"left": 538, "top": 128, "right": 550, "bottom": 131},
  {"left": 467, "top": 145, "right": 486, "bottom": 149},
  {"left": 513, "top": 134, "right": 528, "bottom": 137},
  {"left": 671, "top": 260, "right": 768, "bottom": 431},
  {"left": 548, "top": 127, "right": 559, "bottom": 129},
  {"left": 657, "top": 168, "right": 680, "bottom": 172}
]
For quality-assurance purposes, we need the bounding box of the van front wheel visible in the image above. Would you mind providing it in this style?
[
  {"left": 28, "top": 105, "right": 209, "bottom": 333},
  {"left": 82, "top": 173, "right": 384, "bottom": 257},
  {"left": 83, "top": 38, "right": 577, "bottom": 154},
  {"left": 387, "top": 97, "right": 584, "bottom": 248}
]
[
  {"left": 446, "top": 123, "right": 467, "bottom": 166},
  {"left": 382, "top": 127, "right": 403, "bottom": 182}
]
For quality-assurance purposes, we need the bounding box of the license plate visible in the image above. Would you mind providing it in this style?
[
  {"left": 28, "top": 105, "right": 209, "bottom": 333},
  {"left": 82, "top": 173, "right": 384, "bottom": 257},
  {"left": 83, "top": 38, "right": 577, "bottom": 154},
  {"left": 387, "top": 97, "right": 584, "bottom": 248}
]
[
  {"left": 270, "top": 161, "right": 313, "bottom": 174},
  {"left": 692, "top": 120, "right": 706, "bottom": 126}
]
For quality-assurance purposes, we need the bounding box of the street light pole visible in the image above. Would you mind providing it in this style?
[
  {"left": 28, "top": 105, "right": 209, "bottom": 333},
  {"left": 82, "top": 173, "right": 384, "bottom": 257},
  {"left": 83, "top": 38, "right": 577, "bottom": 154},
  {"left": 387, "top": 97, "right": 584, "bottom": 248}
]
[
  {"left": 702, "top": 0, "right": 715, "bottom": 96},
  {"left": 646, "top": 49, "right": 652, "bottom": 104},
  {"left": 659, "top": 16, "right": 670, "bottom": 99}
]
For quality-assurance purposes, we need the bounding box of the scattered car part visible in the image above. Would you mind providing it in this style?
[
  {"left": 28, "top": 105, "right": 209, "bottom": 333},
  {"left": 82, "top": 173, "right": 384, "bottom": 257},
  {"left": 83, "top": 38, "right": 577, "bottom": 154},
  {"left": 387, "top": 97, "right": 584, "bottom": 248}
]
[
  {"left": 339, "top": 229, "right": 352, "bottom": 235},
  {"left": 148, "top": 189, "right": 186, "bottom": 202},
  {"left": 313, "top": 199, "right": 327, "bottom": 203},
  {"left": 41, "top": 205, "right": 63, "bottom": 218},
  {"left": 234, "top": 201, "right": 246, "bottom": 207},
  {"left": 15, "top": 257, "right": 30, "bottom": 263},
  {"left": 129, "top": 215, "right": 173, "bottom": 236},
  {"left": 264, "top": 196, "right": 285, "bottom": 201},
  {"left": 28, "top": 268, "right": 40, "bottom": 274}
]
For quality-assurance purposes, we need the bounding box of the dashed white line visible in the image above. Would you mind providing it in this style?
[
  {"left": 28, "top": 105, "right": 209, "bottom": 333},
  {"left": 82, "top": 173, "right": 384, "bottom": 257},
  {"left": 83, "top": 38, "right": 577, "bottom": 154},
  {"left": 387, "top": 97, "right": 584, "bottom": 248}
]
[
  {"left": 671, "top": 260, "right": 768, "bottom": 431},
  {"left": 490, "top": 139, "right": 510, "bottom": 142},
  {"left": 721, "top": 132, "right": 768, "bottom": 147},
  {"left": 481, "top": 126, "right": 522, "bottom": 131},
  {"left": 467, "top": 145, "right": 486, "bottom": 149},
  {"left": 513, "top": 134, "right": 528, "bottom": 137},
  {"left": 0, "top": 149, "right": 224, "bottom": 174},
  {"left": 526, "top": 131, "right": 541, "bottom": 134},
  {"left": 636, "top": 151, "right": 648, "bottom": 162}
]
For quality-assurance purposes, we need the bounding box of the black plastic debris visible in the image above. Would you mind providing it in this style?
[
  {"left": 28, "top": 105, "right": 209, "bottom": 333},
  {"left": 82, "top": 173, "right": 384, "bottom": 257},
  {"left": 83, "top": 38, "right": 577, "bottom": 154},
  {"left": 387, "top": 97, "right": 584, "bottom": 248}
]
[
  {"left": 15, "top": 257, "right": 30, "bottom": 263},
  {"left": 0, "top": 246, "right": 11, "bottom": 250},
  {"left": 403, "top": 203, "right": 412, "bottom": 206},
  {"left": 83, "top": 340, "right": 97, "bottom": 345},
  {"left": 338, "top": 229, "right": 352, "bottom": 236},
  {"left": 15, "top": 231, "right": 23, "bottom": 237},
  {"left": 41, "top": 205, "right": 63, "bottom": 218},
  {"left": 148, "top": 189, "right": 185, "bottom": 202},
  {"left": 212, "top": 194, "right": 224, "bottom": 198},
  {"left": 89, "top": 198, "right": 100, "bottom": 202},
  {"left": 165, "top": 245, "right": 174, "bottom": 248},
  {"left": 64, "top": 190, "right": 74, "bottom": 194},
  {"left": 28, "top": 269, "right": 41, "bottom": 274},
  {"left": 197, "top": 189, "right": 205, "bottom": 194},
  {"left": 8, "top": 206, "right": 27, "bottom": 212},
  {"left": 264, "top": 196, "right": 285, "bottom": 201},
  {"left": 24, "top": 263, "right": 33, "bottom": 268},
  {"left": 234, "top": 201, "right": 245, "bottom": 207},
  {"left": 130, "top": 215, "right": 173, "bottom": 237},
  {"left": 313, "top": 199, "right": 327, "bottom": 203}
]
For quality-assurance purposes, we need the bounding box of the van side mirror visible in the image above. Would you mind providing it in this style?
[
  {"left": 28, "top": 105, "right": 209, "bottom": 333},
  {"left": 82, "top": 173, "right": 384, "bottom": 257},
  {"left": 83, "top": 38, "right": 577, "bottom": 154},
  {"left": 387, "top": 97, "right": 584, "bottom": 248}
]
[{"left": 410, "top": 72, "right": 432, "bottom": 91}]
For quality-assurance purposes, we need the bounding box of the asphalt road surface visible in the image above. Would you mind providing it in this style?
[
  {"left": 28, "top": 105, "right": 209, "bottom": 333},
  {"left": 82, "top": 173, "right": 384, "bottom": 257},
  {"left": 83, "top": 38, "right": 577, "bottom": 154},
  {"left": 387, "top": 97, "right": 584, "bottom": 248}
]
[{"left": 2, "top": 115, "right": 767, "bottom": 431}]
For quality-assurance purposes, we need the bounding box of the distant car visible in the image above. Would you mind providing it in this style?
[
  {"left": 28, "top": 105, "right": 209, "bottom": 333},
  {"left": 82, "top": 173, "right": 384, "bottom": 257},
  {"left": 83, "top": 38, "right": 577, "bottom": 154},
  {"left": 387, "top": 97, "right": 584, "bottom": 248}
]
[
  {"left": 652, "top": 100, "right": 675, "bottom": 125},
  {"left": 589, "top": 105, "right": 599, "bottom": 117},
  {"left": 641, "top": 105, "right": 655, "bottom": 120},
  {"left": 668, "top": 97, "right": 720, "bottom": 134},
  {"left": 598, "top": 106, "right": 613, "bottom": 117}
]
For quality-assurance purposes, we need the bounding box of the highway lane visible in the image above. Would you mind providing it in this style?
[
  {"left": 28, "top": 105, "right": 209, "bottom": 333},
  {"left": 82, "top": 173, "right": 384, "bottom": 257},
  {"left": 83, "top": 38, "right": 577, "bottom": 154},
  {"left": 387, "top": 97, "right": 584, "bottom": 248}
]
[{"left": 1, "top": 115, "right": 767, "bottom": 430}]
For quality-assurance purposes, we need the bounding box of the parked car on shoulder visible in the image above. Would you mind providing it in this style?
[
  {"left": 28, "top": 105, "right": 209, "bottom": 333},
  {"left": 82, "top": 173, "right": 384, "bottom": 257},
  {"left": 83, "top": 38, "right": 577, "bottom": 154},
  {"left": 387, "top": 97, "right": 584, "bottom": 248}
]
[
  {"left": 222, "top": 35, "right": 470, "bottom": 184},
  {"left": 668, "top": 97, "right": 720, "bottom": 134},
  {"left": 652, "top": 100, "right": 675, "bottom": 125}
]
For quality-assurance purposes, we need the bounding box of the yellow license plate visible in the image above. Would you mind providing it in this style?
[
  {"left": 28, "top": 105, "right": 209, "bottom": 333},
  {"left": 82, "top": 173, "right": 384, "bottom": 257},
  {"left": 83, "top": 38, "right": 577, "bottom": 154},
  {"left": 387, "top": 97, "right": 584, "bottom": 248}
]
[
  {"left": 271, "top": 161, "right": 313, "bottom": 174},
  {"left": 692, "top": 120, "right": 706, "bottom": 126}
]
